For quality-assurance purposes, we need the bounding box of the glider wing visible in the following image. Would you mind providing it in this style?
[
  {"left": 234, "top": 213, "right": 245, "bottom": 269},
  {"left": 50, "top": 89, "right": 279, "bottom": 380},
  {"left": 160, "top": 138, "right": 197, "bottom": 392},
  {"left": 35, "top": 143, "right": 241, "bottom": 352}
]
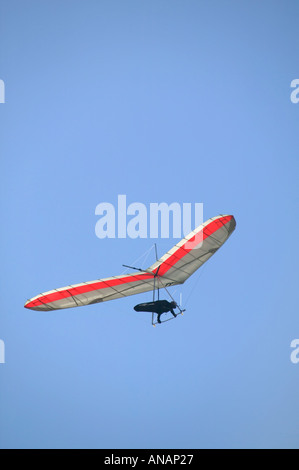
[
  {"left": 24, "top": 214, "right": 236, "bottom": 311},
  {"left": 149, "top": 214, "right": 236, "bottom": 285}
]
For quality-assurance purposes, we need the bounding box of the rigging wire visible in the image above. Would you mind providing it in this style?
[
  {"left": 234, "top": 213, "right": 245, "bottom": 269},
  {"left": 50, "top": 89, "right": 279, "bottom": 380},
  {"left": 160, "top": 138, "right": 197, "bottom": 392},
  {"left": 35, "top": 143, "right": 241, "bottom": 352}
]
[{"left": 121, "top": 243, "right": 156, "bottom": 274}]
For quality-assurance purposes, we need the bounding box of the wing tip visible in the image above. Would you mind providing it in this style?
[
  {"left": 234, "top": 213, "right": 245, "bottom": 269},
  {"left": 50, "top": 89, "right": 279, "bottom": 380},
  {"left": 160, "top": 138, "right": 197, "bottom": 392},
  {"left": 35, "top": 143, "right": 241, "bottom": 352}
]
[{"left": 24, "top": 297, "right": 47, "bottom": 311}]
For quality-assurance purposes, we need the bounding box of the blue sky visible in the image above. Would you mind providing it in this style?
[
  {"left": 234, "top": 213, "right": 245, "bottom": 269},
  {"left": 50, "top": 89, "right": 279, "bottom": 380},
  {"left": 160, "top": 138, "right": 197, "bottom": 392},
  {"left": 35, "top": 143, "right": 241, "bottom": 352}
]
[{"left": 0, "top": 0, "right": 298, "bottom": 448}]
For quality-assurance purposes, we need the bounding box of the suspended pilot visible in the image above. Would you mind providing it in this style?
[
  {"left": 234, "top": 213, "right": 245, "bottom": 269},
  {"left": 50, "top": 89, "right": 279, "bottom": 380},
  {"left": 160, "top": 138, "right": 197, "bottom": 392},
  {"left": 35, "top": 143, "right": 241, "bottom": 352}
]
[{"left": 134, "top": 300, "right": 177, "bottom": 323}]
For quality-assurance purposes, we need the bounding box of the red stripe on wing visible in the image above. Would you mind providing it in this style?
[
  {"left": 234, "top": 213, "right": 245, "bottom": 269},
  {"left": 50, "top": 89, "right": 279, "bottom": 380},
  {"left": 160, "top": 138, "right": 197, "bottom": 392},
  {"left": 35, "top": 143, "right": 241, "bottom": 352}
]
[
  {"left": 154, "top": 215, "right": 233, "bottom": 277},
  {"left": 25, "top": 272, "right": 154, "bottom": 309}
]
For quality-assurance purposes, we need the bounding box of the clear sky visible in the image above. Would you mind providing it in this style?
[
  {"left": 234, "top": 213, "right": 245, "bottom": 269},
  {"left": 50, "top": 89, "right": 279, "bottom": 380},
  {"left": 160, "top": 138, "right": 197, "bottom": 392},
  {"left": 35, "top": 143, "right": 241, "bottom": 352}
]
[{"left": 0, "top": 0, "right": 298, "bottom": 449}]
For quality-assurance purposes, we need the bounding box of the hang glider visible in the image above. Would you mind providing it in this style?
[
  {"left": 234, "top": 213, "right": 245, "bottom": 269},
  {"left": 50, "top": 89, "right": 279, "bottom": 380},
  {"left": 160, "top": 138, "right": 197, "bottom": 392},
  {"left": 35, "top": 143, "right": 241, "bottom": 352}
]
[{"left": 24, "top": 214, "right": 236, "bottom": 313}]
